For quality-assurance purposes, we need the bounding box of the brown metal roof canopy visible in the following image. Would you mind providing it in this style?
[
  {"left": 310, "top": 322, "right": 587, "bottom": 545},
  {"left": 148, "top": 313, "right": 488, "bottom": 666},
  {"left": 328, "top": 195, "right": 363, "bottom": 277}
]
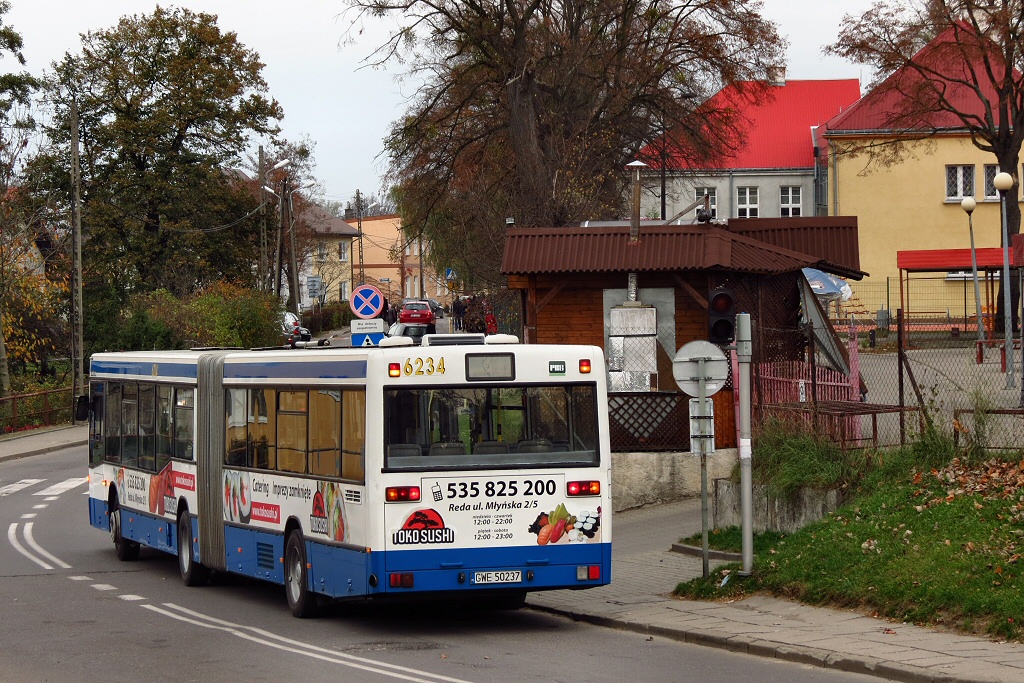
[{"left": 501, "top": 220, "right": 864, "bottom": 279}]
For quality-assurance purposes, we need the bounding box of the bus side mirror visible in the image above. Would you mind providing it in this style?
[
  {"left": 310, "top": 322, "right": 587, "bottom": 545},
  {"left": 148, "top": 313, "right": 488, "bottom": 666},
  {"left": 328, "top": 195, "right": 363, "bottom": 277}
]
[{"left": 75, "top": 395, "right": 90, "bottom": 422}]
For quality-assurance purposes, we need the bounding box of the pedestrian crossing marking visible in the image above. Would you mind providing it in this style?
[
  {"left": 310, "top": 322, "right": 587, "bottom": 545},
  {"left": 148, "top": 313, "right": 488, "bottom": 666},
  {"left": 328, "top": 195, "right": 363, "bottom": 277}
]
[
  {"left": 34, "top": 477, "right": 87, "bottom": 496},
  {"left": 0, "top": 479, "right": 44, "bottom": 496}
]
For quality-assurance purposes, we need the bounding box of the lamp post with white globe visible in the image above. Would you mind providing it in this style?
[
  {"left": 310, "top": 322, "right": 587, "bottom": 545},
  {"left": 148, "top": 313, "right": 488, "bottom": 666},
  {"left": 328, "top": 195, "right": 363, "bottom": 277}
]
[
  {"left": 961, "top": 196, "right": 985, "bottom": 345},
  {"left": 994, "top": 171, "right": 1015, "bottom": 388}
]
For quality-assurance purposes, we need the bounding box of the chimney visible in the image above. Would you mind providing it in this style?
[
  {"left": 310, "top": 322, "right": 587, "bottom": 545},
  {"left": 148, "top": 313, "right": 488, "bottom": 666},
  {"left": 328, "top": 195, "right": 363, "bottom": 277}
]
[{"left": 626, "top": 160, "right": 647, "bottom": 242}]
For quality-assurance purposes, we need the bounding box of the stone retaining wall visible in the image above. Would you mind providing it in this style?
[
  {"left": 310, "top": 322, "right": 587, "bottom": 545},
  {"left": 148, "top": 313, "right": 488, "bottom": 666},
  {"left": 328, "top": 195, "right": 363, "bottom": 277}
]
[
  {"left": 712, "top": 478, "right": 849, "bottom": 533},
  {"left": 611, "top": 449, "right": 736, "bottom": 512}
]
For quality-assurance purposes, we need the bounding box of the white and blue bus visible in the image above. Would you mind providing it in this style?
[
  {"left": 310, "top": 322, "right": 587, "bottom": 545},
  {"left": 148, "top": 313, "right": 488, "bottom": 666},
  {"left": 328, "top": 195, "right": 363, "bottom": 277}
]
[{"left": 83, "top": 335, "right": 612, "bottom": 616}]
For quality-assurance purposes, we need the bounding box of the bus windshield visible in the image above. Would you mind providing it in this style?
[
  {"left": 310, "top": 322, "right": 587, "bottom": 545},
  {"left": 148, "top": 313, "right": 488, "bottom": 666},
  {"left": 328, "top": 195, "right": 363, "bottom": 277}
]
[{"left": 384, "top": 383, "right": 599, "bottom": 470}]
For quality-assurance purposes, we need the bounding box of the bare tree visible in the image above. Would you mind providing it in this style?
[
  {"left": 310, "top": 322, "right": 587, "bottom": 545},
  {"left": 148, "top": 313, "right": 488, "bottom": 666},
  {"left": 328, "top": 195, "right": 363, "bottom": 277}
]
[
  {"left": 830, "top": 1, "right": 1024, "bottom": 236},
  {"left": 346, "top": 0, "right": 784, "bottom": 285}
]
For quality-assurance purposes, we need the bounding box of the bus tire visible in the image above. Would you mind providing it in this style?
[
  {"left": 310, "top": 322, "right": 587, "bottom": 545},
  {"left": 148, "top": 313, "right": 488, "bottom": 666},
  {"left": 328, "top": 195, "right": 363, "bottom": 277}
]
[
  {"left": 285, "top": 530, "right": 317, "bottom": 618},
  {"left": 177, "top": 512, "right": 210, "bottom": 587},
  {"left": 109, "top": 502, "right": 140, "bottom": 561}
]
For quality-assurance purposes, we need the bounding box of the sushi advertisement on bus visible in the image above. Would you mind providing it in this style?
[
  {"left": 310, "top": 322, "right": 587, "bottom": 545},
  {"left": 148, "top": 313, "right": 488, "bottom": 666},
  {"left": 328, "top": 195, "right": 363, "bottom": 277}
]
[{"left": 385, "top": 473, "right": 603, "bottom": 550}]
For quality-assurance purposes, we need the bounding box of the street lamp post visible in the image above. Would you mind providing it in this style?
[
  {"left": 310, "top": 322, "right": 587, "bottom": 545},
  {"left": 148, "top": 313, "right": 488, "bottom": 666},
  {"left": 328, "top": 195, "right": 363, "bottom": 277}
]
[
  {"left": 287, "top": 181, "right": 316, "bottom": 317},
  {"left": 961, "top": 197, "right": 985, "bottom": 345},
  {"left": 994, "top": 171, "right": 1015, "bottom": 388}
]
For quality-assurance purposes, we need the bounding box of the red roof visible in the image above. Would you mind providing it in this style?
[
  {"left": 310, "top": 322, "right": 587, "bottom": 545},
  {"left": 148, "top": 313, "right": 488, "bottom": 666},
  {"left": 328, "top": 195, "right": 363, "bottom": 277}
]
[
  {"left": 825, "top": 23, "right": 1007, "bottom": 133},
  {"left": 644, "top": 79, "right": 861, "bottom": 170},
  {"left": 501, "top": 221, "right": 863, "bottom": 278}
]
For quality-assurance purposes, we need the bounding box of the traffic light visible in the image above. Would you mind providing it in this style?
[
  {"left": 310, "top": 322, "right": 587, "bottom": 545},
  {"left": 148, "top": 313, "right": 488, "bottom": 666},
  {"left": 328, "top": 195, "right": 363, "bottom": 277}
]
[{"left": 708, "top": 287, "right": 735, "bottom": 344}]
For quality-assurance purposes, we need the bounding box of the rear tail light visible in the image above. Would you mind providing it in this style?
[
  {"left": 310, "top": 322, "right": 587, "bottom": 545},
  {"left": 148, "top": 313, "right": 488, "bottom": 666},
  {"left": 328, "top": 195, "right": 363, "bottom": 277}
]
[
  {"left": 385, "top": 486, "right": 421, "bottom": 502},
  {"left": 567, "top": 480, "right": 600, "bottom": 496},
  {"left": 389, "top": 572, "right": 414, "bottom": 588},
  {"left": 576, "top": 565, "right": 601, "bottom": 581},
  {"left": 579, "top": 359, "right": 592, "bottom": 373},
  {"left": 388, "top": 362, "right": 401, "bottom": 377}
]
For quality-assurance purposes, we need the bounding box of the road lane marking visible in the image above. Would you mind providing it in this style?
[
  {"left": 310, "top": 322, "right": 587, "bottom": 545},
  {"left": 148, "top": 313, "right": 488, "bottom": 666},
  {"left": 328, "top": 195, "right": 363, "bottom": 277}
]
[
  {"left": 7, "top": 523, "right": 52, "bottom": 570},
  {"left": 92, "top": 584, "right": 117, "bottom": 591},
  {"left": 0, "top": 479, "right": 45, "bottom": 496},
  {"left": 20, "top": 513, "right": 36, "bottom": 519},
  {"left": 32, "top": 504, "right": 46, "bottom": 509},
  {"left": 23, "top": 522, "right": 71, "bottom": 569},
  {"left": 34, "top": 477, "right": 87, "bottom": 497},
  {"left": 119, "top": 595, "right": 145, "bottom": 601},
  {"left": 68, "top": 576, "right": 92, "bottom": 581},
  {"left": 150, "top": 603, "right": 476, "bottom": 683}
]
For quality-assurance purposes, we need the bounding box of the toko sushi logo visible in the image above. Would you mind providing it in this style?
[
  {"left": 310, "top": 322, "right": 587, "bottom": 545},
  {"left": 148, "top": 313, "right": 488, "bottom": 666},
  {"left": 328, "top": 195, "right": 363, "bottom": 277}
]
[
  {"left": 392, "top": 509, "right": 455, "bottom": 545},
  {"left": 309, "top": 491, "right": 329, "bottom": 535}
]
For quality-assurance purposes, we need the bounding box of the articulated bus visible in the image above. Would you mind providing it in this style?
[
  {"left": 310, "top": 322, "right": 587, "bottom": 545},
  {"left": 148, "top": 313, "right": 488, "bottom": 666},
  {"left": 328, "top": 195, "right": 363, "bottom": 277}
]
[{"left": 83, "top": 335, "right": 611, "bottom": 616}]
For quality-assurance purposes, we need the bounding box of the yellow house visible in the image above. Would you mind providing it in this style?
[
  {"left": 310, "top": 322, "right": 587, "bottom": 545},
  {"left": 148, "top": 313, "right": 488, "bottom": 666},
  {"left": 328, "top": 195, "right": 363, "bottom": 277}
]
[
  {"left": 820, "top": 25, "right": 1014, "bottom": 320},
  {"left": 347, "top": 213, "right": 450, "bottom": 309}
]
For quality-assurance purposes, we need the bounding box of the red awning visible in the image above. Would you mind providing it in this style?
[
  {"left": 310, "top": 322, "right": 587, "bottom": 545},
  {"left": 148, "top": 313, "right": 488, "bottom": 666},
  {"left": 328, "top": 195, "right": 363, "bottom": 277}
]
[{"left": 897, "top": 246, "right": 1020, "bottom": 272}]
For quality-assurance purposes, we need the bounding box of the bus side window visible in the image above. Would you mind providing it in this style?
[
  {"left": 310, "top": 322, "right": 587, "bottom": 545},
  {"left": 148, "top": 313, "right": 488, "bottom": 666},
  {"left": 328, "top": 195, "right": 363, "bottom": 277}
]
[
  {"left": 249, "top": 388, "right": 275, "bottom": 470},
  {"left": 341, "top": 390, "right": 365, "bottom": 483},
  {"left": 277, "top": 390, "right": 307, "bottom": 474},
  {"left": 174, "top": 387, "right": 194, "bottom": 461},
  {"left": 89, "top": 383, "right": 105, "bottom": 467},
  {"left": 105, "top": 382, "right": 122, "bottom": 464},
  {"left": 225, "top": 388, "right": 248, "bottom": 467},
  {"left": 156, "top": 385, "right": 173, "bottom": 466},
  {"left": 121, "top": 382, "right": 139, "bottom": 468},
  {"left": 308, "top": 389, "right": 340, "bottom": 477},
  {"left": 138, "top": 383, "right": 157, "bottom": 471}
]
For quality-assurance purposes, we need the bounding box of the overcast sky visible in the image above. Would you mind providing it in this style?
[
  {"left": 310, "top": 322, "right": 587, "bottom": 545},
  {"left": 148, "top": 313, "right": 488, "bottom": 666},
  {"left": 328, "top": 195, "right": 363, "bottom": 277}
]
[{"left": 3, "top": 0, "right": 877, "bottom": 207}]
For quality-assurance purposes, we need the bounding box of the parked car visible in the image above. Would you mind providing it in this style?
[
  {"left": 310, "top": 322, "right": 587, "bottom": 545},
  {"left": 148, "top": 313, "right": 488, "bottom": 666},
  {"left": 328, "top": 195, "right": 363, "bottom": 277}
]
[
  {"left": 281, "top": 312, "right": 311, "bottom": 347},
  {"left": 399, "top": 300, "right": 436, "bottom": 326},
  {"left": 427, "top": 298, "right": 445, "bottom": 319},
  {"left": 387, "top": 322, "right": 429, "bottom": 345}
]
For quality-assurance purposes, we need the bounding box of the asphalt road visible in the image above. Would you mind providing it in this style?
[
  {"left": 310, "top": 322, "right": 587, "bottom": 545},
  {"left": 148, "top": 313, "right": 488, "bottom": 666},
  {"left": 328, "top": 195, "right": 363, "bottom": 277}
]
[{"left": 1, "top": 447, "right": 880, "bottom": 683}]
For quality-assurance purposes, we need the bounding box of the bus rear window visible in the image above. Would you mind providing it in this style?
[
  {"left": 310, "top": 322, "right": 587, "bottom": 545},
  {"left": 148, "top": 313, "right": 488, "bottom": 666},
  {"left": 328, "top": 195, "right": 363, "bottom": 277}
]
[{"left": 384, "top": 384, "right": 599, "bottom": 470}]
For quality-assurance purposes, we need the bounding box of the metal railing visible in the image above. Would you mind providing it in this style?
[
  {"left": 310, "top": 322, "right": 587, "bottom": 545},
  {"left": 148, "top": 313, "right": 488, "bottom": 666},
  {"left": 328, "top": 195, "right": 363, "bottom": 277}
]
[{"left": 0, "top": 387, "right": 74, "bottom": 434}]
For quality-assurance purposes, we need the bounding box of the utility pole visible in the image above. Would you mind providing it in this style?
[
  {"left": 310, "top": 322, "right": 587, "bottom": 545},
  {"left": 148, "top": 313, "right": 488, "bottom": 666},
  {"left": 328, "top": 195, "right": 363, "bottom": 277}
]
[
  {"left": 273, "top": 177, "right": 284, "bottom": 298},
  {"left": 286, "top": 176, "right": 300, "bottom": 317},
  {"left": 70, "top": 99, "right": 85, "bottom": 412},
  {"left": 418, "top": 233, "right": 425, "bottom": 299},
  {"left": 258, "top": 146, "right": 267, "bottom": 292},
  {"left": 356, "top": 190, "right": 365, "bottom": 285}
]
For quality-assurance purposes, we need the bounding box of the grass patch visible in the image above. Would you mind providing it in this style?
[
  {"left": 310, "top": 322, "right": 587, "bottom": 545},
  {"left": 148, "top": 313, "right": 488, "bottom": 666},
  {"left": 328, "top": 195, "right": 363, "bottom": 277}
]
[
  {"left": 675, "top": 456, "right": 1024, "bottom": 641},
  {"left": 678, "top": 526, "right": 786, "bottom": 554}
]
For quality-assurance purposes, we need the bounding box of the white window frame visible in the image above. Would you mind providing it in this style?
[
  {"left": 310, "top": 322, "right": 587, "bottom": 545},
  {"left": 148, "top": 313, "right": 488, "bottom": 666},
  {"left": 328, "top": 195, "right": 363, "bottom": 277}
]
[
  {"left": 780, "top": 186, "right": 801, "bottom": 217},
  {"left": 984, "top": 165, "right": 999, "bottom": 199},
  {"left": 736, "top": 186, "right": 758, "bottom": 218},
  {"left": 316, "top": 241, "right": 327, "bottom": 262},
  {"left": 694, "top": 187, "right": 717, "bottom": 219},
  {"left": 338, "top": 241, "right": 349, "bottom": 263},
  {"left": 946, "top": 164, "right": 974, "bottom": 199}
]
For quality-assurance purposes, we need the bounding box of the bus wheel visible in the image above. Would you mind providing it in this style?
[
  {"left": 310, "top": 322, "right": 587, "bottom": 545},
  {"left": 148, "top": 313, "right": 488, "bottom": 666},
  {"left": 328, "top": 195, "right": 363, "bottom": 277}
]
[
  {"left": 177, "top": 513, "right": 210, "bottom": 587},
  {"left": 109, "top": 504, "right": 140, "bottom": 561},
  {"left": 285, "top": 530, "right": 317, "bottom": 618}
]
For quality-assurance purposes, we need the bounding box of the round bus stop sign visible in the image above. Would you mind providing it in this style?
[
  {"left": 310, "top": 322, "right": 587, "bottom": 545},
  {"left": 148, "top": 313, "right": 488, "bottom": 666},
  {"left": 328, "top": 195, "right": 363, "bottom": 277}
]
[
  {"left": 672, "top": 341, "right": 729, "bottom": 397},
  {"left": 349, "top": 284, "right": 385, "bottom": 320}
]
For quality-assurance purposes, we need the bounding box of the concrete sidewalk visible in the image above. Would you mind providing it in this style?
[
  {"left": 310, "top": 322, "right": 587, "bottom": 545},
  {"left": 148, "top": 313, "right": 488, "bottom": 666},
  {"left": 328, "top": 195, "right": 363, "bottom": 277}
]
[{"left": 4, "top": 427, "right": 1024, "bottom": 681}]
